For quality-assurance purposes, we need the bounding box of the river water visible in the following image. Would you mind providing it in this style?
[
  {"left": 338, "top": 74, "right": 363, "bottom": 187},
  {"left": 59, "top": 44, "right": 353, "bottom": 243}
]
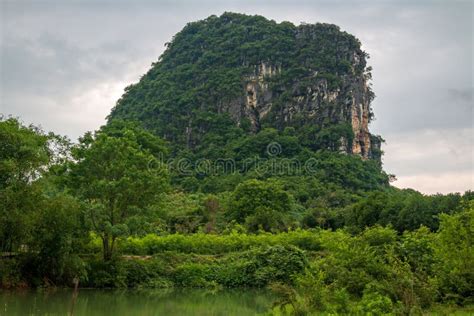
[{"left": 0, "top": 288, "right": 275, "bottom": 315}]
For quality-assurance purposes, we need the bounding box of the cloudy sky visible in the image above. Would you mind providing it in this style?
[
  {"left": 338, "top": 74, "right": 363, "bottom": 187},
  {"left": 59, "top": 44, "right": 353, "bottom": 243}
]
[{"left": 1, "top": 0, "right": 472, "bottom": 194}]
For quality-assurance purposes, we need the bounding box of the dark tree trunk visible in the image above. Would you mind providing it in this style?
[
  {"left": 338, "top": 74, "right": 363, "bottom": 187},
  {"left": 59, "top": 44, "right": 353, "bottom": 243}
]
[{"left": 102, "top": 236, "right": 112, "bottom": 261}]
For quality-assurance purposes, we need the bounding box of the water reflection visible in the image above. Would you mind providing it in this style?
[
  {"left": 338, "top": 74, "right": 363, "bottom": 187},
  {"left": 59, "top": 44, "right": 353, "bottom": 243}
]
[{"left": 0, "top": 288, "right": 274, "bottom": 316}]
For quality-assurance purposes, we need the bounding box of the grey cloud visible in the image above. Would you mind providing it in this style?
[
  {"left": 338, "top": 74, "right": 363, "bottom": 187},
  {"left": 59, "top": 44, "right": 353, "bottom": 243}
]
[
  {"left": 383, "top": 128, "right": 473, "bottom": 176},
  {"left": 1, "top": 33, "right": 155, "bottom": 96},
  {"left": 448, "top": 88, "right": 473, "bottom": 103},
  {"left": 382, "top": 127, "right": 473, "bottom": 193},
  {"left": 2, "top": 34, "right": 86, "bottom": 96}
]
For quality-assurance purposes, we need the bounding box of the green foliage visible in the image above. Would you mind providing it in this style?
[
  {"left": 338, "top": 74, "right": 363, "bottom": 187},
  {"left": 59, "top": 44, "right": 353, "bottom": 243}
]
[
  {"left": 300, "top": 123, "right": 354, "bottom": 152},
  {"left": 433, "top": 204, "right": 474, "bottom": 304},
  {"left": 249, "top": 245, "right": 307, "bottom": 286},
  {"left": 1, "top": 13, "right": 471, "bottom": 314},
  {"left": 340, "top": 189, "right": 467, "bottom": 233},
  {"left": 0, "top": 117, "right": 50, "bottom": 252},
  {"left": 68, "top": 123, "right": 170, "bottom": 260},
  {"left": 103, "top": 12, "right": 389, "bottom": 192},
  {"left": 28, "top": 193, "right": 87, "bottom": 285},
  {"left": 82, "top": 245, "right": 307, "bottom": 289},
  {"left": 0, "top": 117, "right": 50, "bottom": 187},
  {"left": 0, "top": 117, "right": 86, "bottom": 287},
  {"left": 173, "top": 263, "right": 213, "bottom": 287},
  {"left": 0, "top": 259, "right": 23, "bottom": 289},
  {"left": 269, "top": 225, "right": 443, "bottom": 315},
  {"left": 108, "top": 13, "right": 371, "bottom": 158},
  {"left": 156, "top": 192, "right": 206, "bottom": 233},
  {"left": 399, "top": 226, "right": 435, "bottom": 274},
  {"left": 84, "top": 259, "right": 127, "bottom": 288},
  {"left": 216, "top": 245, "right": 308, "bottom": 287},
  {"left": 227, "top": 179, "right": 293, "bottom": 232},
  {"left": 356, "top": 288, "right": 393, "bottom": 315},
  {"left": 119, "top": 230, "right": 321, "bottom": 255}
]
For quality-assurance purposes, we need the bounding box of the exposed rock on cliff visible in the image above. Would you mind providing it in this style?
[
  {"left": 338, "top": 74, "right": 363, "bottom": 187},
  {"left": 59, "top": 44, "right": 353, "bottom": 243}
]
[{"left": 224, "top": 61, "right": 381, "bottom": 159}]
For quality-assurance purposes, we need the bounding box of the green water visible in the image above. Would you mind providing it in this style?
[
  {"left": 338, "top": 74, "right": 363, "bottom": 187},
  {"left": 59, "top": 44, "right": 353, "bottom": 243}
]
[{"left": 0, "top": 288, "right": 275, "bottom": 316}]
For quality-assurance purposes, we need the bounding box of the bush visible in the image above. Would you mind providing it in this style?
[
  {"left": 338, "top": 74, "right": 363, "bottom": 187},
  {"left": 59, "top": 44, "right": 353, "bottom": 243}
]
[
  {"left": 119, "top": 230, "right": 321, "bottom": 255},
  {"left": 356, "top": 289, "right": 393, "bottom": 315},
  {"left": 84, "top": 259, "right": 126, "bottom": 288},
  {"left": 0, "top": 259, "right": 23, "bottom": 288},
  {"left": 213, "top": 256, "right": 256, "bottom": 287},
  {"left": 433, "top": 206, "right": 474, "bottom": 304},
  {"left": 122, "top": 260, "right": 154, "bottom": 288},
  {"left": 252, "top": 245, "right": 308, "bottom": 286},
  {"left": 226, "top": 179, "right": 294, "bottom": 232},
  {"left": 216, "top": 245, "right": 308, "bottom": 287},
  {"left": 172, "top": 263, "right": 214, "bottom": 287}
]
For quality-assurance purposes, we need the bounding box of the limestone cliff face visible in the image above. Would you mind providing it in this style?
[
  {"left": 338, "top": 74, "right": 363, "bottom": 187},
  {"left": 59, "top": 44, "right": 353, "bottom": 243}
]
[
  {"left": 221, "top": 63, "right": 281, "bottom": 132},
  {"left": 222, "top": 61, "right": 381, "bottom": 160}
]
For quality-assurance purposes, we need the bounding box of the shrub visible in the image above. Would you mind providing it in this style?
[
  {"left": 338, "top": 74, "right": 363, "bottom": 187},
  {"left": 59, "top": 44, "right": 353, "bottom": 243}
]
[
  {"left": 119, "top": 230, "right": 321, "bottom": 255},
  {"left": 84, "top": 259, "right": 126, "bottom": 288},
  {"left": 0, "top": 259, "right": 23, "bottom": 288},
  {"left": 433, "top": 206, "right": 474, "bottom": 304},
  {"left": 216, "top": 245, "right": 308, "bottom": 287},
  {"left": 172, "top": 263, "right": 214, "bottom": 287},
  {"left": 252, "top": 245, "right": 308, "bottom": 286},
  {"left": 356, "top": 289, "right": 393, "bottom": 315}
]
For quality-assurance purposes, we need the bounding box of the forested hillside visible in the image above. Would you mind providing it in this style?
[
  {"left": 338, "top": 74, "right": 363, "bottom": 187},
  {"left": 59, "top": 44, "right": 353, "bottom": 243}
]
[{"left": 109, "top": 12, "right": 382, "bottom": 160}]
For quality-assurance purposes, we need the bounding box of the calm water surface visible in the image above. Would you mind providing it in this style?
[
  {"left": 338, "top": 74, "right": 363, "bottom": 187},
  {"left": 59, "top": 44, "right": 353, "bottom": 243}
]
[{"left": 0, "top": 288, "right": 275, "bottom": 316}]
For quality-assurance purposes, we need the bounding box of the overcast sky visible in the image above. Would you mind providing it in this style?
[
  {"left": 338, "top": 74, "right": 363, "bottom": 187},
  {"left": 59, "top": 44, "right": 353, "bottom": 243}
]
[{"left": 1, "top": 0, "right": 472, "bottom": 194}]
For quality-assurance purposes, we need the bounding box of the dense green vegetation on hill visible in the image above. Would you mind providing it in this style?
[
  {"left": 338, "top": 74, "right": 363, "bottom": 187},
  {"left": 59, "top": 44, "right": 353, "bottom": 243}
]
[
  {"left": 108, "top": 12, "right": 373, "bottom": 157},
  {"left": 1, "top": 12, "right": 472, "bottom": 315}
]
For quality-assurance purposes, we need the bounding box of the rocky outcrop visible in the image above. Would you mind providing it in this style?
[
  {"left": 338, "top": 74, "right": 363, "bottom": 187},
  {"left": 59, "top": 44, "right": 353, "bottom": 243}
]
[{"left": 224, "top": 61, "right": 381, "bottom": 160}]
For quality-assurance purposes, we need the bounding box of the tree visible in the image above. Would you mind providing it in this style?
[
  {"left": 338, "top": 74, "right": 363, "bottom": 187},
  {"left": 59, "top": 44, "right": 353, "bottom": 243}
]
[
  {"left": 29, "top": 193, "right": 86, "bottom": 284},
  {"left": 227, "top": 179, "right": 293, "bottom": 232},
  {"left": 68, "top": 124, "right": 169, "bottom": 260},
  {"left": 0, "top": 117, "right": 50, "bottom": 252},
  {"left": 434, "top": 203, "right": 474, "bottom": 303}
]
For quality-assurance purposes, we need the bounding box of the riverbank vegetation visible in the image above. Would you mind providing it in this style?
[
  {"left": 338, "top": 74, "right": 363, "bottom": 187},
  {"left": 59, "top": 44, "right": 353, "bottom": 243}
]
[{"left": 1, "top": 117, "right": 472, "bottom": 315}]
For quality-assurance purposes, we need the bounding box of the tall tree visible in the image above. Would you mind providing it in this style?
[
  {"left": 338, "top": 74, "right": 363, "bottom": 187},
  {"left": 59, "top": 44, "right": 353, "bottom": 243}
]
[
  {"left": 0, "top": 117, "right": 50, "bottom": 252},
  {"left": 69, "top": 122, "right": 169, "bottom": 260}
]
